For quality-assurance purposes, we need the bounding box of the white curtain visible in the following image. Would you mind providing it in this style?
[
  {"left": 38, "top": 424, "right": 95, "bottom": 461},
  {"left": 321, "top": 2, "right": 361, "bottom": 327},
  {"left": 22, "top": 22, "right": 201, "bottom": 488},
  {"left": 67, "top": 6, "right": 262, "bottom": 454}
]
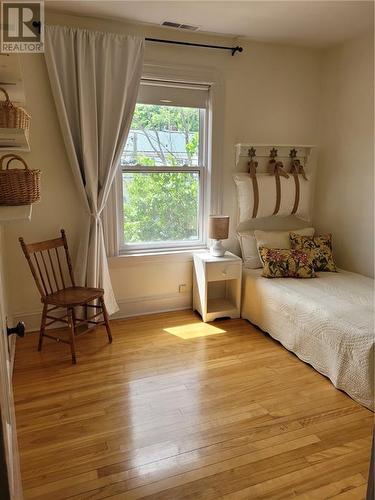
[{"left": 44, "top": 25, "right": 144, "bottom": 314}]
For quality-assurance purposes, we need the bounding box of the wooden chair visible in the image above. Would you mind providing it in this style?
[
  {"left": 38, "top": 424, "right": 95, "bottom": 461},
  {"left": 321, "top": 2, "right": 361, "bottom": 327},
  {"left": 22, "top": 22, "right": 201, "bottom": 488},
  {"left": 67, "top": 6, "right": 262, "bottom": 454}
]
[{"left": 19, "top": 229, "right": 112, "bottom": 364}]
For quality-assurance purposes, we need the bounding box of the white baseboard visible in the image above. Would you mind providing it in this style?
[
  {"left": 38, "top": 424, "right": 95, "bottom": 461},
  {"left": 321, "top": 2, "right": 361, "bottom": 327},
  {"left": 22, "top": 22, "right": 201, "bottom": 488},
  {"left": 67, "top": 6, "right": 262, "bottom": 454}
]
[
  {"left": 13, "top": 292, "right": 192, "bottom": 332},
  {"left": 112, "top": 292, "right": 192, "bottom": 319},
  {"left": 12, "top": 309, "right": 44, "bottom": 333}
]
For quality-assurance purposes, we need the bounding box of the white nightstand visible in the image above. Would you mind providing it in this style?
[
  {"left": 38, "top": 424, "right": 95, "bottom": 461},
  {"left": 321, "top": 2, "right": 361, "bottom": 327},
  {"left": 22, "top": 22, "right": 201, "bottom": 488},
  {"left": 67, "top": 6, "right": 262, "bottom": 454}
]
[{"left": 193, "top": 251, "right": 242, "bottom": 322}]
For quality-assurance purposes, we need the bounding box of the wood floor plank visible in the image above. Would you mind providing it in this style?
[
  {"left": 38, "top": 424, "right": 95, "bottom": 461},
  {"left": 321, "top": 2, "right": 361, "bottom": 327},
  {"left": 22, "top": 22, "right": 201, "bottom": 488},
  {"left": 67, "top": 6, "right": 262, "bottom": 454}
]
[
  {"left": 268, "top": 473, "right": 366, "bottom": 500},
  {"left": 28, "top": 435, "right": 320, "bottom": 499},
  {"left": 330, "top": 483, "right": 368, "bottom": 499},
  {"left": 152, "top": 449, "right": 369, "bottom": 500},
  {"left": 12, "top": 310, "right": 373, "bottom": 499}
]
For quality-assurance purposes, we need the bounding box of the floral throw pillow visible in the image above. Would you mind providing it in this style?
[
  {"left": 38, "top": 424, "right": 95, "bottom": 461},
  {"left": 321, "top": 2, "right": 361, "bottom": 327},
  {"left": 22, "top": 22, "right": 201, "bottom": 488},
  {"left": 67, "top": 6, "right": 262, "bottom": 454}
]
[
  {"left": 289, "top": 233, "right": 337, "bottom": 272},
  {"left": 259, "top": 247, "right": 316, "bottom": 278}
]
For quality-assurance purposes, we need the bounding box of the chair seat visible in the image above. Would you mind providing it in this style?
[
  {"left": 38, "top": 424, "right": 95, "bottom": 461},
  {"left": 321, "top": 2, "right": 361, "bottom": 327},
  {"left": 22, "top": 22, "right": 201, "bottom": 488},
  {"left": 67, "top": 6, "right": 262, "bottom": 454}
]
[{"left": 43, "top": 286, "right": 104, "bottom": 306}]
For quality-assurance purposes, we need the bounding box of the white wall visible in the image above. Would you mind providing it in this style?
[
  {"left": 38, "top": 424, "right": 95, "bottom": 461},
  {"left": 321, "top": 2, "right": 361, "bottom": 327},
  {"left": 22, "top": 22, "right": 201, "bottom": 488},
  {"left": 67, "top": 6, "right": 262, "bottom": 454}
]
[
  {"left": 2, "top": 11, "right": 326, "bottom": 329},
  {"left": 314, "top": 31, "right": 374, "bottom": 277}
]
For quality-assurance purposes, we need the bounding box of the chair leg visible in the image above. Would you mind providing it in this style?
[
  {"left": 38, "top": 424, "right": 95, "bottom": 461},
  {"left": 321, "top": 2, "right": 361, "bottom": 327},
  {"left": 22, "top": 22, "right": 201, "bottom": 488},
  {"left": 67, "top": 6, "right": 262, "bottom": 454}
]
[
  {"left": 100, "top": 297, "right": 112, "bottom": 344},
  {"left": 38, "top": 303, "right": 48, "bottom": 351},
  {"left": 67, "top": 308, "right": 77, "bottom": 364}
]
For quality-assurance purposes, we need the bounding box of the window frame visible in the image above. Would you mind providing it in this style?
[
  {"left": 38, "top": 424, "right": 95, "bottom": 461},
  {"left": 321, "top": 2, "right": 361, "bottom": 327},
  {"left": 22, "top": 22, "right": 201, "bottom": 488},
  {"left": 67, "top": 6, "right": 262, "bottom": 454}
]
[{"left": 118, "top": 90, "right": 209, "bottom": 254}]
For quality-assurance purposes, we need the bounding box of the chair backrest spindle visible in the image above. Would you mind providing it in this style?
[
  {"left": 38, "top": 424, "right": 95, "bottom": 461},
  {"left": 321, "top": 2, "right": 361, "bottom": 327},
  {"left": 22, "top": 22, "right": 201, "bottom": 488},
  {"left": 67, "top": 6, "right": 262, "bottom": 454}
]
[
  {"left": 61, "top": 229, "right": 75, "bottom": 287},
  {"left": 47, "top": 249, "right": 60, "bottom": 291},
  {"left": 33, "top": 252, "right": 49, "bottom": 296},
  {"left": 54, "top": 247, "right": 66, "bottom": 289},
  {"left": 40, "top": 251, "right": 53, "bottom": 295}
]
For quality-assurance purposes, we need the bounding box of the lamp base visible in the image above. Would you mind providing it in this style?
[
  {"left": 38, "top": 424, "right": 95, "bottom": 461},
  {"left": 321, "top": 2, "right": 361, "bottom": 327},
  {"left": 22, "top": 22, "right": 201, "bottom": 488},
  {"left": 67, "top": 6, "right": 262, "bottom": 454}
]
[{"left": 210, "top": 239, "right": 226, "bottom": 257}]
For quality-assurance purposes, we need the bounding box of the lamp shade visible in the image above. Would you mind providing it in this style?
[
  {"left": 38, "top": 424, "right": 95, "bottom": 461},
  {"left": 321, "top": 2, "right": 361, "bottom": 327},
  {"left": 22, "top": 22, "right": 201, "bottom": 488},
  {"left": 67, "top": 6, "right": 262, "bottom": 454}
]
[{"left": 208, "top": 215, "right": 229, "bottom": 240}]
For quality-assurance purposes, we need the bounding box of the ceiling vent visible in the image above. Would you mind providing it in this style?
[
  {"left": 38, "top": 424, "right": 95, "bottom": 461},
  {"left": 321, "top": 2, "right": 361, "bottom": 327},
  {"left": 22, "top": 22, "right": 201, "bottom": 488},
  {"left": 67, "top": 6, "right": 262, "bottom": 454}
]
[{"left": 161, "top": 21, "right": 199, "bottom": 31}]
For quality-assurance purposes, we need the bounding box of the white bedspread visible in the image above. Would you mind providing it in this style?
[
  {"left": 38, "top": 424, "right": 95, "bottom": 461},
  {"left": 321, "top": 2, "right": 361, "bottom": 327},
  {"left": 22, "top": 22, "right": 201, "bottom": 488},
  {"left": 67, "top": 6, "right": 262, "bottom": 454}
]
[{"left": 242, "top": 269, "right": 374, "bottom": 410}]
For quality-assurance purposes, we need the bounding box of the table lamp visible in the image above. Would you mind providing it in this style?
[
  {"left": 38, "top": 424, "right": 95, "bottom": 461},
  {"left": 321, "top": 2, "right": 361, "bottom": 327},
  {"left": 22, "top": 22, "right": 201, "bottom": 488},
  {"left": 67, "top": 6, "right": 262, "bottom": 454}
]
[{"left": 209, "top": 215, "right": 230, "bottom": 257}]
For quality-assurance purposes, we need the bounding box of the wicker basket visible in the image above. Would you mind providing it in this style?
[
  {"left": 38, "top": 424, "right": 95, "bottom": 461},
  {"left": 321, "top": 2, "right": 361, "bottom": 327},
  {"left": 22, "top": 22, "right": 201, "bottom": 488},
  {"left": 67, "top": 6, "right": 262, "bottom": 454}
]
[
  {"left": 0, "top": 88, "right": 31, "bottom": 132},
  {"left": 0, "top": 154, "right": 41, "bottom": 206}
]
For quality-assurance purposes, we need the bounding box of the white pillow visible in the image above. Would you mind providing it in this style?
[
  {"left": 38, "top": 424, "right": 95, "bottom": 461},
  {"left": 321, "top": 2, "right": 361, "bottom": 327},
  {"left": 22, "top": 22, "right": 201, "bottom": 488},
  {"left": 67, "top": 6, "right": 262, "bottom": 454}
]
[
  {"left": 254, "top": 227, "right": 315, "bottom": 261},
  {"left": 238, "top": 227, "right": 315, "bottom": 268},
  {"left": 237, "top": 231, "right": 262, "bottom": 269},
  {"left": 234, "top": 173, "right": 312, "bottom": 222}
]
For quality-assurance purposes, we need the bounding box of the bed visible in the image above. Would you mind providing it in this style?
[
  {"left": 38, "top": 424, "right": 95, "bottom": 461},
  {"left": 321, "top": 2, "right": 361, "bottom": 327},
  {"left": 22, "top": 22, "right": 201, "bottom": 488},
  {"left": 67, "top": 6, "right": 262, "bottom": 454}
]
[{"left": 241, "top": 268, "right": 374, "bottom": 410}]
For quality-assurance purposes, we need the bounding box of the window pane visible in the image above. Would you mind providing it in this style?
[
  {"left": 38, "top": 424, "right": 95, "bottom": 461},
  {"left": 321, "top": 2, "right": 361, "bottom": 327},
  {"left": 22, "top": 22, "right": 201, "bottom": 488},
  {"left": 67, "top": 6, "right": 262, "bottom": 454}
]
[
  {"left": 122, "top": 104, "right": 200, "bottom": 167},
  {"left": 123, "top": 171, "right": 200, "bottom": 244}
]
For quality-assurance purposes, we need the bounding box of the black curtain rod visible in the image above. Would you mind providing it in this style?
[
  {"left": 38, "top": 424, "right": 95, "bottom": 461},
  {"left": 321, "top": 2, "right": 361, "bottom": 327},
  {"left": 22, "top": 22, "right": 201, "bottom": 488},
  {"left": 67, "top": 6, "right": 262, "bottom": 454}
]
[{"left": 145, "top": 37, "right": 243, "bottom": 56}]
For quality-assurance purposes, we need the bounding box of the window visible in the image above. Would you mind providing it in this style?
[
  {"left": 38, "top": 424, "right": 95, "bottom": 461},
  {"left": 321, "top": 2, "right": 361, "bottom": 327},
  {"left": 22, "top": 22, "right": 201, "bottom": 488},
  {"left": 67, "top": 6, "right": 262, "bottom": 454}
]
[{"left": 119, "top": 79, "right": 210, "bottom": 253}]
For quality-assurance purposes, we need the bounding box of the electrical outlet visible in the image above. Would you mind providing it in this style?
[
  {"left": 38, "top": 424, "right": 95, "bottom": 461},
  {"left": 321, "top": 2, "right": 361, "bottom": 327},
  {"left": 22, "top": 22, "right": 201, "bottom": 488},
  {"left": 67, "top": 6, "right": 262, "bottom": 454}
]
[{"left": 179, "top": 284, "right": 187, "bottom": 293}]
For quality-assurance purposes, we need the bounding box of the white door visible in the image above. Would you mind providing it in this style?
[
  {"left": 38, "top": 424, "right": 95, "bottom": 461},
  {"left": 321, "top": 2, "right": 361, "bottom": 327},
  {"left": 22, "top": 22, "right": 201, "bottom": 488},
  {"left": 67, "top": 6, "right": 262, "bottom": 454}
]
[{"left": 0, "top": 227, "right": 22, "bottom": 500}]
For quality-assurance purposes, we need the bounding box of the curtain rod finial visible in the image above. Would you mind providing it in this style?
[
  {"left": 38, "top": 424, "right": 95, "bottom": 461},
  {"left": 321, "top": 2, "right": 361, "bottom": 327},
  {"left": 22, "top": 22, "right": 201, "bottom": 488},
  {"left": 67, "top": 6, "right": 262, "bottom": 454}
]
[{"left": 232, "top": 46, "right": 243, "bottom": 56}]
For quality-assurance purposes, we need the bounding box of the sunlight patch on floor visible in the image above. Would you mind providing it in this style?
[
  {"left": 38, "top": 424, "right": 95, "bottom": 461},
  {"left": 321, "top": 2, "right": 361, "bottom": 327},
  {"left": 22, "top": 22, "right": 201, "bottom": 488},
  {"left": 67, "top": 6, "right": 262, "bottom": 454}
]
[{"left": 164, "top": 322, "right": 227, "bottom": 339}]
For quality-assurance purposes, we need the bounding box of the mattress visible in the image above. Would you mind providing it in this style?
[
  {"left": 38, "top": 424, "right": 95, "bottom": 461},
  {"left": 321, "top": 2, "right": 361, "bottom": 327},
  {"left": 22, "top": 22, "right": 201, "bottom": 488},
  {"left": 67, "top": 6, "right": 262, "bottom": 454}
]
[{"left": 242, "top": 268, "right": 374, "bottom": 410}]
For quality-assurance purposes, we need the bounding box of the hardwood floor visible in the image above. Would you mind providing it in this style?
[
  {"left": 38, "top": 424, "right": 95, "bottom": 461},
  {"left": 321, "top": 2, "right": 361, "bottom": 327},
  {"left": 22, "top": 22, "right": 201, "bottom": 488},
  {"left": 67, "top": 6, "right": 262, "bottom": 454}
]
[{"left": 13, "top": 310, "right": 373, "bottom": 499}]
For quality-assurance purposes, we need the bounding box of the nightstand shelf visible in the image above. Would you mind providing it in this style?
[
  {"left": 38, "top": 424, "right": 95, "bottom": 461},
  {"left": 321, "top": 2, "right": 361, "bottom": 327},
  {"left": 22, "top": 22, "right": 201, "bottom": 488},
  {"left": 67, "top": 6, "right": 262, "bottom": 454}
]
[
  {"left": 193, "top": 252, "right": 242, "bottom": 322},
  {"left": 207, "top": 297, "right": 237, "bottom": 314}
]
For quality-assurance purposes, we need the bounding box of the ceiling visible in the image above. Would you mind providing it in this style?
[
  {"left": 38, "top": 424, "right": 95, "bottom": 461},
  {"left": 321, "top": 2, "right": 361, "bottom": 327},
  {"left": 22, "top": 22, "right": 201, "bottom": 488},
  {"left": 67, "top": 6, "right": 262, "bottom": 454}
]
[{"left": 45, "top": 1, "right": 374, "bottom": 48}]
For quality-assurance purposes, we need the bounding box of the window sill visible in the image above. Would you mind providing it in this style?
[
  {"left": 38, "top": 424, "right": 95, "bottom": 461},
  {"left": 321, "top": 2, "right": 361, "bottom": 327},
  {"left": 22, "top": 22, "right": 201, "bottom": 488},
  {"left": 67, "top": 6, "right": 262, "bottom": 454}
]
[{"left": 108, "top": 247, "right": 209, "bottom": 267}]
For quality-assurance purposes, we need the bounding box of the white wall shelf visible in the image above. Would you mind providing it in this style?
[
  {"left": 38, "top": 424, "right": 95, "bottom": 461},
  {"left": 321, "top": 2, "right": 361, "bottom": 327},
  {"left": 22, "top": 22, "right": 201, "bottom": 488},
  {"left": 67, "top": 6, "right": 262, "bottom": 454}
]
[
  {"left": 235, "top": 143, "right": 315, "bottom": 170},
  {"left": 0, "top": 54, "right": 26, "bottom": 104},
  {"left": 0, "top": 205, "right": 32, "bottom": 222},
  {"left": 0, "top": 128, "right": 30, "bottom": 152}
]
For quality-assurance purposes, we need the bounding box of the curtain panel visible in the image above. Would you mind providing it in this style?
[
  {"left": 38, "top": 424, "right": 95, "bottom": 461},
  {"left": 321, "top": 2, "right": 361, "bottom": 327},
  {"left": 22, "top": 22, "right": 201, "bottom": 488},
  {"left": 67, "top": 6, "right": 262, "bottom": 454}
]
[{"left": 44, "top": 25, "right": 144, "bottom": 314}]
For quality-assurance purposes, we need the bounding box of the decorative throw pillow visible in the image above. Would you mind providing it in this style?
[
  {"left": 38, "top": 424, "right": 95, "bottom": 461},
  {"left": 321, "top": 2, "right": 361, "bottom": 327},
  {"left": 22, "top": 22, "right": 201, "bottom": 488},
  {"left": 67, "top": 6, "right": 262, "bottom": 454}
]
[
  {"left": 289, "top": 233, "right": 337, "bottom": 272},
  {"left": 259, "top": 247, "right": 316, "bottom": 278},
  {"left": 238, "top": 228, "right": 315, "bottom": 269}
]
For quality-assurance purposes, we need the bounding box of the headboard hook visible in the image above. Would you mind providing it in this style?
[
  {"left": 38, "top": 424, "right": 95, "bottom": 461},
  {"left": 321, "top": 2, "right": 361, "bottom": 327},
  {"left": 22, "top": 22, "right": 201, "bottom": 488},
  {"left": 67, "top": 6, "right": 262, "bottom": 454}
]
[
  {"left": 248, "top": 147, "right": 256, "bottom": 159},
  {"left": 247, "top": 147, "right": 258, "bottom": 178},
  {"left": 269, "top": 147, "right": 278, "bottom": 159}
]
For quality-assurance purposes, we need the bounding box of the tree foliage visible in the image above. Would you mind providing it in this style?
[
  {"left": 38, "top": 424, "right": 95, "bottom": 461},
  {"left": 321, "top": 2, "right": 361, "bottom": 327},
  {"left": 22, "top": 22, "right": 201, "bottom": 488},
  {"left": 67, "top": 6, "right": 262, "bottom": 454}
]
[{"left": 123, "top": 172, "right": 199, "bottom": 242}]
